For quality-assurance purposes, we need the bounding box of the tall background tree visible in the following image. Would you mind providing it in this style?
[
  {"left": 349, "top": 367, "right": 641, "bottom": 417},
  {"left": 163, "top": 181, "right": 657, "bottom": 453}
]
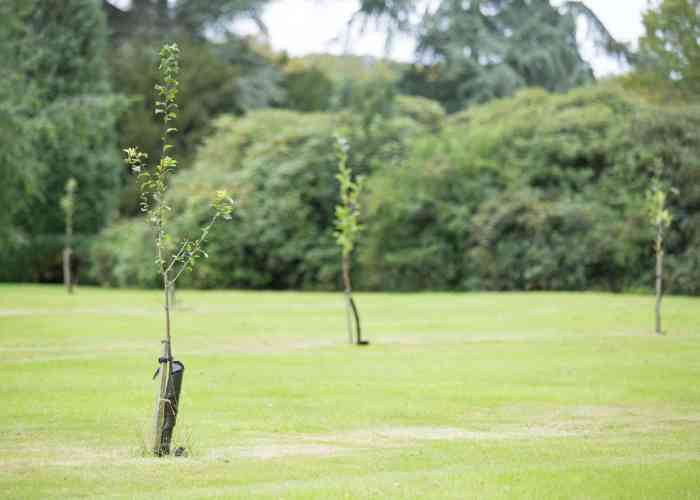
[
  {"left": 102, "top": 1, "right": 284, "bottom": 215},
  {"left": 0, "top": 1, "right": 43, "bottom": 246},
  {"left": 102, "top": 0, "right": 269, "bottom": 44},
  {"left": 356, "top": 0, "right": 631, "bottom": 111},
  {"left": 407, "top": 0, "right": 593, "bottom": 110},
  {"left": 0, "top": 0, "right": 124, "bottom": 283},
  {"left": 634, "top": 0, "right": 700, "bottom": 100}
]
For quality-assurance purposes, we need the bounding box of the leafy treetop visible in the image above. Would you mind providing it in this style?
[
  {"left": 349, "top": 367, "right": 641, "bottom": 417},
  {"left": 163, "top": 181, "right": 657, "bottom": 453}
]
[
  {"left": 60, "top": 178, "right": 78, "bottom": 217},
  {"left": 637, "top": 0, "right": 700, "bottom": 98},
  {"left": 124, "top": 43, "right": 234, "bottom": 288},
  {"left": 646, "top": 169, "right": 675, "bottom": 253},
  {"left": 334, "top": 137, "right": 365, "bottom": 258}
]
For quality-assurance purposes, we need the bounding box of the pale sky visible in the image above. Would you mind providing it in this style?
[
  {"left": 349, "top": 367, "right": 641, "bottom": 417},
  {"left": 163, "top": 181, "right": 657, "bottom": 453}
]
[{"left": 245, "top": 0, "right": 651, "bottom": 76}]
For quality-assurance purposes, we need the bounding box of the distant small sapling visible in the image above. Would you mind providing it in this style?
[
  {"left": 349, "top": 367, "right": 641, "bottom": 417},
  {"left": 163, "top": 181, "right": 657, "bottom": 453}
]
[
  {"left": 334, "top": 136, "right": 368, "bottom": 345},
  {"left": 646, "top": 168, "right": 675, "bottom": 336},
  {"left": 124, "top": 43, "right": 235, "bottom": 456},
  {"left": 60, "top": 177, "right": 77, "bottom": 294}
]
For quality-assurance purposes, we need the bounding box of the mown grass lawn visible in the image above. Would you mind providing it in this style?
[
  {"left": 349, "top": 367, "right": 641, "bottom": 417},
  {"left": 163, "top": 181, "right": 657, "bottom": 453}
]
[{"left": 1, "top": 284, "right": 699, "bottom": 499}]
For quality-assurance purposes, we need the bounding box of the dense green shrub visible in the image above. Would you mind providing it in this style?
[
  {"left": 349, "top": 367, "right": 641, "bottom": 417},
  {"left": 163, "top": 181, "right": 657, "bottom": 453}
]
[
  {"left": 90, "top": 95, "right": 438, "bottom": 289},
  {"left": 362, "top": 85, "right": 700, "bottom": 294},
  {"left": 282, "top": 63, "right": 334, "bottom": 112},
  {"left": 0, "top": 1, "right": 42, "bottom": 243},
  {"left": 395, "top": 95, "right": 446, "bottom": 131},
  {"left": 91, "top": 84, "right": 700, "bottom": 295},
  {"left": 395, "top": 0, "right": 594, "bottom": 112}
]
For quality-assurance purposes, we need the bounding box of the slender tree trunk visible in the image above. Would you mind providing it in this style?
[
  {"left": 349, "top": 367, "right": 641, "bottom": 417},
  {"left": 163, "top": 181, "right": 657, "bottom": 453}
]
[
  {"left": 165, "top": 279, "right": 172, "bottom": 352},
  {"left": 342, "top": 254, "right": 354, "bottom": 344},
  {"left": 64, "top": 208, "right": 73, "bottom": 294},
  {"left": 153, "top": 276, "right": 173, "bottom": 455},
  {"left": 655, "top": 226, "right": 664, "bottom": 336},
  {"left": 168, "top": 282, "right": 176, "bottom": 310},
  {"left": 63, "top": 247, "right": 72, "bottom": 294}
]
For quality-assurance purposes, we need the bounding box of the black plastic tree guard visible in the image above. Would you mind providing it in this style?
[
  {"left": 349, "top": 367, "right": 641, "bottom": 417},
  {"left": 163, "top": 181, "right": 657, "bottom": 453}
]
[{"left": 156, "top": 360, "right": 184, "bottom": 456}]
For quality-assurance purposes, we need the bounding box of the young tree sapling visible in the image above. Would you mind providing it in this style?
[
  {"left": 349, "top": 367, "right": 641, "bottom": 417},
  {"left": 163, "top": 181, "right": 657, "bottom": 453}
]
[
  {"left": 334, "top": 136, "right": 368, "bottom": 345},
  {"left": 646, "top": 169, "right": 675, "bottom": 336},
  {"left": 60, "top": 177, "right": 77, "bottom": 294},
  {"left": 124, "top": 43, "right": 234, "bottom": 456}
]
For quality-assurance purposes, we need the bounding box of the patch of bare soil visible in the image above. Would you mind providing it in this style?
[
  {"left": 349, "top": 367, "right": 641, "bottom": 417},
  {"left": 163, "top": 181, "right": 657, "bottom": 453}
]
[
  {"left": 472, "top": 404, "right": 700, "bottom": 436},
  {"left": 5, "top": 407, "right": 698, "bottom": 468},
  {"left": 213, "top": 405, "right": 700, "bottom": 461},
  {"left": 0, "top": 445, "right": 137, "bottom": 470},
  {"left": 209, "top": 424, "right": 578, "bottom": 461},
  {"left": 313, "top": 426, "right": 575, "bottom": 445},
  {"left": 235, "top": 443, "right": 343, "bottom": 459}
]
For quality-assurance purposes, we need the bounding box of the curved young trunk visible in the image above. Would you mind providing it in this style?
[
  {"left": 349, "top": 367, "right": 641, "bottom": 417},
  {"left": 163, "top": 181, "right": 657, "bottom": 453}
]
[{"left": 342, "top": 254, "right": 354, "bottom": 344}]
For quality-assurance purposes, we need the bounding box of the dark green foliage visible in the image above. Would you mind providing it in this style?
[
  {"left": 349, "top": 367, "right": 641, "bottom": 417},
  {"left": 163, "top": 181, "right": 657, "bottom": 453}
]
[
  {"left": 633, "top": 105, "right": 700, "bottom": 294},
  {"left": 362, "top": 85, "right": 700, "bottom": 294},
  {"left": 0, "top": 0, "right": 123, "bottom": 282},
  {"left": 357, "top": 0, "right": 630, "bottom": 62},
  {"left": 286, "top": 54, "right": 403, "bottom": 84},
  {"left": 91, "top": 219, "right": 159, "bottom": 288},
  {"left": 0, "top": 2, "right": 42, "bottom": 243},
  {"left": 396, "top": 95, "right": 446, "bottom": 131},
  {"left": 103, "top": 0, "right": 269, "bottom": 44},
  {"left": 635, "top": 0, "right": 700, "bottom": 99},
  {"left": 356, "top": 0, "right": 635, "bottom": 112},
  {"left": 279, "top": 54, "right": 406, "bottom": 115},
  {"left": 282, "top": 65, "right": 334, "bottom": 112},
  {"left": 336, "top": 77, "right": 398, "bottom": 119},
  {"left": 356, "top": 0, "right": 416, "bottom": 28},
  {"left": 90, "top": 96, "right": 434, "bottom": 289},
  {"left": 91, "top": 84, "right": 700, "bottom": 295},
  {"left": 111, "top": 37, "right": 284, "bottom": 215},
  {"left": 122, "top": 42, "right": 235, "bottom": 288},
  {"left": 408, "top": 0, "right": 593, "bottom": 111},
  {"left": 111, "top": 40, "right": 232, "bottom": 160}
]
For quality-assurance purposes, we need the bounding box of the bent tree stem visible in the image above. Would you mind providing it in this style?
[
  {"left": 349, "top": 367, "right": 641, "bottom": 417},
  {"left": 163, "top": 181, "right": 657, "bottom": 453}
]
[{"left": 342, "top": 254, "right": 355, "bottom": 344}]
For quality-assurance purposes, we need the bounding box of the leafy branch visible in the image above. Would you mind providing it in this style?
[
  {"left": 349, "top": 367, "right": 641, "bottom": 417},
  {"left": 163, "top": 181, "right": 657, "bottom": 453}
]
[
  {"left": 334, "top": 136, "right": 364, "bottom": 259},
  {"left": 646, "top": 177, "right": 674, "bottom": 253},
  {"left": 123, "top": 43, "right": 235, "bottom": 289},
  {"left": 166, "top": 191, "right": 235, "bottom": 285}
]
